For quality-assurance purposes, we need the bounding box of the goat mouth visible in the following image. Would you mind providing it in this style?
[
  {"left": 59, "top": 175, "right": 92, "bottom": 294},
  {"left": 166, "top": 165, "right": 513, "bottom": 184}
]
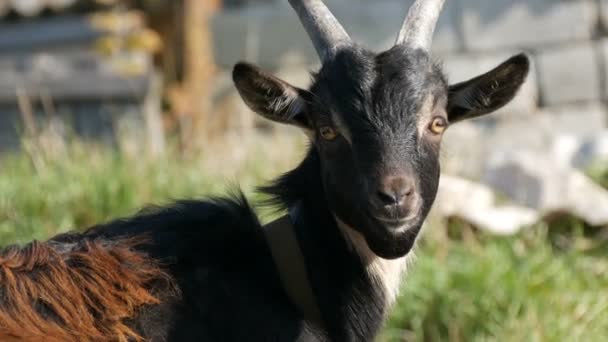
[
  {"left": 365, "top": 221, "right": 423, "bottom": 259},
  {"left": 375, "top": 207, "right": 420, "bottom": 223},
  {"left": 369, "top": 196, "right": 422, "bottom": 226},
  {"left": 374, "top": 216, "right": 417, "bottom": 231},
  {"left": 372, "top": 205, "right": 422, "bottom": 232},
  {"left": 355, "top": 209, "right": 425, "bottom": 259}
]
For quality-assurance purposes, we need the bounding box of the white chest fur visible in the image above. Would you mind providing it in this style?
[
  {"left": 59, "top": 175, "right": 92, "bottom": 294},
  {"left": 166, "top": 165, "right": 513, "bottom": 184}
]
[{"left": 336, "top": 220, "right": 414, "bottom": 308}]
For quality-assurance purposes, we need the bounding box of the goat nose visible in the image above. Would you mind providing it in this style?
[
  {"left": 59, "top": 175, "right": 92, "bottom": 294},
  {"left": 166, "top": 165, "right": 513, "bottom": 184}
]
[{"left": 376, "top": 176, "right": 415, "bottom": 206}]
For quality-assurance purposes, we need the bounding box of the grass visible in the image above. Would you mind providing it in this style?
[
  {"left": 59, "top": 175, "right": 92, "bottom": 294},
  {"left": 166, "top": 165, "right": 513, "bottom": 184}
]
[
  {"left": 382, "top": 221, "right": 608, "bottom": 342},
  {"left": 588, "top": 161, "right": 608, "bottom": 189},
  {"left": 0, "top": 134, "right": 302, "bottom": 244},
  {"left": 0, "top": 138, "right": 607, "bottom": 341}
]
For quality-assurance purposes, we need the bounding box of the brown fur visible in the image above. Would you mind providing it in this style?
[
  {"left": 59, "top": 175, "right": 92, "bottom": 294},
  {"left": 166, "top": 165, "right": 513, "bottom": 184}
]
[{"left": 0, "top": 237, "right": 174, "bottom": 341}]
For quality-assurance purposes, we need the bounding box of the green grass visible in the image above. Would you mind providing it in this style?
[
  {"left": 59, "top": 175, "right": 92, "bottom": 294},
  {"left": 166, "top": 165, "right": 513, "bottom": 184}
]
[
  {"left": 588, "top": 161, "right": 608, "bottom": 189},
  {"left": 1, "top": 140, "right": 607, "bottom": 341},
  {"left": 0, "top": 136, "right": 302, "bottom": 244},
  {"left": 382, "top": 222, "right": 608, "bottom": 342}
]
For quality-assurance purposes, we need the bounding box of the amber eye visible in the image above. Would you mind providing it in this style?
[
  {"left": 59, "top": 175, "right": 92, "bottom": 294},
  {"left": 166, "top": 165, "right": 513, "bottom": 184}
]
[
  {"left": 429, "top": 117, "right": 447, "bottom": 135},
  {"left": 319, "top": 126, "right": 338, "bottom": 140}
]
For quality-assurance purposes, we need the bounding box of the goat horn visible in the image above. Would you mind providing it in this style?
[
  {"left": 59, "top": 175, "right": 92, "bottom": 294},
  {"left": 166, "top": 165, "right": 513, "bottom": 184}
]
[
  {"left": 395, "top": 0, "right": 446, "bottom": 51},
  {"left": 288, "top": 0, "right": 351, "bottom": 62}
]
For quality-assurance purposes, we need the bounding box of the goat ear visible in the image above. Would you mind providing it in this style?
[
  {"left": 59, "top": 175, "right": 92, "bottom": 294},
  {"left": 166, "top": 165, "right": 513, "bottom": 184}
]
[
  {"left": 233, "top": 62, "right": 311, "bottom": 129},
  {"left": 447, "top": 53, "right": 530, "bottom": 123}
]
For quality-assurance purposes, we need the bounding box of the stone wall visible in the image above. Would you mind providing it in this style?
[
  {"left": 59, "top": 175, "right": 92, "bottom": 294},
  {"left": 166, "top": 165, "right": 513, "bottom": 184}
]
[
  {"left": 211, "top": 0, "right": 608, "bottom": 165},
  {"left": 210, "top": 0, "right": 608, "bottom": 229}
]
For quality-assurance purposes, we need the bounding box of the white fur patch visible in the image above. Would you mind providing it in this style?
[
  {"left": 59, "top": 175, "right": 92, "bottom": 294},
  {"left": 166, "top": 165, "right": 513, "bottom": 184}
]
[{"left": 336, "top": 219, "right": 414, "bottom": 308}]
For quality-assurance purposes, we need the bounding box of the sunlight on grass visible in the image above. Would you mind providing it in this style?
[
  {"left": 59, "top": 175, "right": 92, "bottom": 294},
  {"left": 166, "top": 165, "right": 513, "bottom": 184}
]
[{"left": 0, "top": 133, "right": 304, "bottom": 244}]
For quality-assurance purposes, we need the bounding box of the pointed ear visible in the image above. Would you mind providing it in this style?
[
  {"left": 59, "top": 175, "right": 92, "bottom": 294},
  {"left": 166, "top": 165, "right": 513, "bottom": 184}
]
[
  {"left": 447, "top": 53, "right": 530, "bottom": 123},
  {"left": 232, "top": 62, "right": 311, "bottom": 129}
]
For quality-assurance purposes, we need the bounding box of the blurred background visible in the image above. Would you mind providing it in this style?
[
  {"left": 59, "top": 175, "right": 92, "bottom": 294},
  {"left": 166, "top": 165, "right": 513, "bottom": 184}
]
[{"left": 0, "top": 0, "right": 607, "bottom": 341}]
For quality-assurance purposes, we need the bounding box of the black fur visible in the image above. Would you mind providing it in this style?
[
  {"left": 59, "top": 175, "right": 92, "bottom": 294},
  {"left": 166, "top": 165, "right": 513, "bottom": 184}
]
[
  {"left": 234, "top": 46, "right": 528, "bottom": 260},
  {"left": 447, "top": 53, "right": 530, "bottom": 122},
  {"left": 306, "top": 46, "right": 447, "bottom": 258},
  {"left": 53, "top": 196, "right": 325, "bottom": 341},
  {"left": 45, "top": 152, "right": 389, "bottom": 341}
]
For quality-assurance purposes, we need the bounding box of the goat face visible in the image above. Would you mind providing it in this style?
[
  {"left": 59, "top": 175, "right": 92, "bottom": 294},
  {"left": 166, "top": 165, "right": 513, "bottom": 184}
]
[{"left": 232, "top": 0, "right": 529, "bottom": 259}]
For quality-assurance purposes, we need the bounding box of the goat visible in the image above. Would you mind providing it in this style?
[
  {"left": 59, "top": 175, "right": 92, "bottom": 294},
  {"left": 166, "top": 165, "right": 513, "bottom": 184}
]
[{"left": 0, "top": 0, "right": 529, "bottom": 341}]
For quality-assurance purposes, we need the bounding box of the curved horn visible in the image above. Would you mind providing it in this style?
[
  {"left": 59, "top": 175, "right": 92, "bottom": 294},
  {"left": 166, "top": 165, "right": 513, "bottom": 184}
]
[
  {"left": 395, "top": 0, "right": 446, "bottom": 51},
  {"left": 288, "top": 0, "right": 351, "bottom": 61}
]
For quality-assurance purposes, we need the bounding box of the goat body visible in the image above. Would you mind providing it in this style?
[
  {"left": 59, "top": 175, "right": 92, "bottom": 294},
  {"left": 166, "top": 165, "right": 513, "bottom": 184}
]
[{"left": 0, "top": 151, "right": 398, "bottom": 341}]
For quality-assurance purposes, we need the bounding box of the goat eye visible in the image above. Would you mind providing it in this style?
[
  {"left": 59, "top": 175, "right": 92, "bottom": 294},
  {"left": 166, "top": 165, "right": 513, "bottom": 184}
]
[
  {"left": 429, "top": 117, "right": 447, "bottom": 135},
  {"left": 319, "top": 126, "right": 338, "bottom": 140}
]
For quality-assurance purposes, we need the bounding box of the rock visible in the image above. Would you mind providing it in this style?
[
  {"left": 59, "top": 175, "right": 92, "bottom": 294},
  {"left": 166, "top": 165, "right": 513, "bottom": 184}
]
[
  {"left": 536, "top": 43, "right": 601, "bottom": 106},
  {"left": 441, "top": 121, "right": 486, "bottom": 179},
  {"left": 599, "top": 0, "right": 608, "bottom": 33},
  {"left": 572, "top": 132, "right": 608, "bottom": 168},
  {"left": 486, "top": 103, "right": 606, "bottom": 154},
  {"left": 552, "top": 134, "right": 585, "bottom": 169},
  {"left": 484, "top": 150, "right": 608, "bottom": 226},
  {"left": 484, "top": 152, "right": 552, "bottom": 209},
  {"left": 538, "top": 103, "right": 607, "bottom": 140},
  {"left": 567, "top": 171, "right": 608, "bottom": 226},
  {"left": 211, "top": 6, "right": 318, "bottom": 69},
  {"left": 596, "top": 38, "right": 608, "bottom": 101},
  {"left": 460, "top": 0, "right": 597, "bottom": 51},
  {"left": 211, "top": 0, "right": 463, "bottom": 68},
  {"left": 435, "top": 175, "right": 540, "bottom": 235},
  {"left": 442, "top": 103, "right": 605, "bottom": 180}
]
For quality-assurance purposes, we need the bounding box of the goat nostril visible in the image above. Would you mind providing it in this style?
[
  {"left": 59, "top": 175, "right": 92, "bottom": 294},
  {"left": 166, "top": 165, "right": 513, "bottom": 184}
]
[
  {"left": 377, "top": 190, "right": 399, "bottom": 205},
  {"left": 377, "top": 186, "right": 414, "bottom": 206},
  {"left": 377, "top": 176, "right": 416, "bottom": 206}
]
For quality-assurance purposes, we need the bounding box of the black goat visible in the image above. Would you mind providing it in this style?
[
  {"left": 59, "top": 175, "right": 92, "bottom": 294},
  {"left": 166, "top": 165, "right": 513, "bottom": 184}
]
[{"left": 0, "top": 0, "right": 529, "bottom": 341}]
